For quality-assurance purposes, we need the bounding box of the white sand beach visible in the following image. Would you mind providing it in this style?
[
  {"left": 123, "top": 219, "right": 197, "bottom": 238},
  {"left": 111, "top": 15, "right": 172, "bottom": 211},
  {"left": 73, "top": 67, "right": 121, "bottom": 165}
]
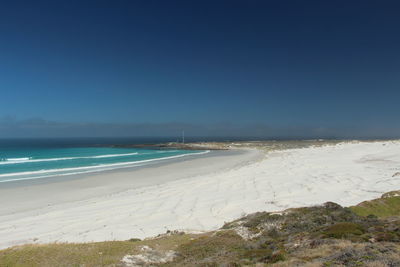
[{"left": 0, "top": 141, "right": 399, "bottom": 249}]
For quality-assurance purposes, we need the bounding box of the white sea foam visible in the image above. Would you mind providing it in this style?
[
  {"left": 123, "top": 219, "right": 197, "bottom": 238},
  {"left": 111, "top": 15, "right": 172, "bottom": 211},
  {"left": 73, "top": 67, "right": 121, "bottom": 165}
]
[
  {"left": 0, "top": 150, "right": 210, "bottom": 183},
  {"left": 5, "top": 157, "right": 31, "bottom": 161},
  {"left": 0, "top": 163, "right": 147, "bottom": 183},
  {"left": 0, "top": 152, "right": 140, "bottom": 165}
]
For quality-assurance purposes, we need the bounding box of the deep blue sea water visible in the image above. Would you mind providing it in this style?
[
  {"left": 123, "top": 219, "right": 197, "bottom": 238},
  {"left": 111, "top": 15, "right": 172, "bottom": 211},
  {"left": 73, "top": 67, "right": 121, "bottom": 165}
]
[{"left": 0, "top": 138, "right": 209, "bottom": 183}]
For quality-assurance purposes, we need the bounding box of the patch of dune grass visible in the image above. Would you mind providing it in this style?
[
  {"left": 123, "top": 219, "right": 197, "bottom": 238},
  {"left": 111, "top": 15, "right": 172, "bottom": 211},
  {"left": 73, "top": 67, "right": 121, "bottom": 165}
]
[
  {"left": 0, "top": 241, "right": 134, "bottom": 267},
  {"left": 350, "top": 195, "right": 400, "bottom": 218},
  {"left": 164, "top": 230, "right": 247, "bottom": 266},
  {"left": 0, "top": 234, "right": 194, "bottom": 267}
]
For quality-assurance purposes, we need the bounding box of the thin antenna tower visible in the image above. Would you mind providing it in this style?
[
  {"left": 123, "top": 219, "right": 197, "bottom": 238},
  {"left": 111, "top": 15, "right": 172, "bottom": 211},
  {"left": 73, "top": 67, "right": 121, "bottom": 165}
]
[{"left": 182, "top": 130, "right": 185, "bottom": 144}]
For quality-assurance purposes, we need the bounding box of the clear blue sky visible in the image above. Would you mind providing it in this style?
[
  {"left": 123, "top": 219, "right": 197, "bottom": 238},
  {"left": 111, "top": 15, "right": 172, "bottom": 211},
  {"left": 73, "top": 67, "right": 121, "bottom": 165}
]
[{"left": 1, "top": 1, "right": 399, "bottom": 137}]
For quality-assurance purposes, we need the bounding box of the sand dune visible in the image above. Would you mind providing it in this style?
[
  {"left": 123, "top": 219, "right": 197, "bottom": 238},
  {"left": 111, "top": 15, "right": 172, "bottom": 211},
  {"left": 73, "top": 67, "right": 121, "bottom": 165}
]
[{"left": 0, "top": 141, "right": 399, "bottom": 249}]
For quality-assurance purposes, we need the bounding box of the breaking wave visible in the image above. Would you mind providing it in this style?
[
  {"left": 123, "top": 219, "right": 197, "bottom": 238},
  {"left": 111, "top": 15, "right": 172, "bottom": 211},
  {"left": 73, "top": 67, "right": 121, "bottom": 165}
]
[
  {"left": 0, "top": 150, "right": 210, "bottom": 183},
  {"left": 0, "top": 152, "right": 139, "bottom": 165}
]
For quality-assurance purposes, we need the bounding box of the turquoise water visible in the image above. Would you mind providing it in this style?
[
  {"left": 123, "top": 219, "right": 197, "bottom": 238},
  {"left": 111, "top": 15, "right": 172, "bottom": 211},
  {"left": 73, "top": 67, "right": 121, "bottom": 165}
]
[{"left": 0, "top": 145, "right": 207, "bottom": 183}]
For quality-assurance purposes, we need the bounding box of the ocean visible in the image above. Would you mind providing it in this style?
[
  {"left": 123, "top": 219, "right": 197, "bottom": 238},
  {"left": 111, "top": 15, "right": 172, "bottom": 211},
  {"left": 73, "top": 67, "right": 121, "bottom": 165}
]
[{"left": 0, "top": 138, "right": 209, "bottom": 183}]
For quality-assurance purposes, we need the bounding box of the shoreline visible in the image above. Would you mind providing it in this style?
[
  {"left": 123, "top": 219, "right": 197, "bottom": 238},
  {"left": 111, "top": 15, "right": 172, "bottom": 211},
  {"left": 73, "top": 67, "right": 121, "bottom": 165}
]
[
  {"left": 0, "top": 140, "right": 399, "bottom": 249},
  {"left": 0, "top": 149, "right": 216, "bottom": 187},
  {"left": 0, "top": 148, "right": 263, "bottom": 249},
  {"left": 0, "top": 148, "right": 260, "bottom": 208}
]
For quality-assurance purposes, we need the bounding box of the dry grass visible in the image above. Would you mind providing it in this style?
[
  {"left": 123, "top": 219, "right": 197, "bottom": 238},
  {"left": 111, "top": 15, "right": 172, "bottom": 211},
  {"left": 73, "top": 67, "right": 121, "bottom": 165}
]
[
  {"left": 0, "top": 233, "right": 196, "bottom": 267},
  {"left": 283, "top": 241, "right": 400, "bottom": 267},
  {"left": 272, "top": 260, "right": 323, "bottom": 267}
]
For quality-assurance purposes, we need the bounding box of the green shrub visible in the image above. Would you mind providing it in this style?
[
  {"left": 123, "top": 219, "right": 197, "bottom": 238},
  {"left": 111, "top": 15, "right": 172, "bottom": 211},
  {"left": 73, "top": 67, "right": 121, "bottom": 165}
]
[{"left": 323, "top": 222, "right": 365, "bottom": 238}]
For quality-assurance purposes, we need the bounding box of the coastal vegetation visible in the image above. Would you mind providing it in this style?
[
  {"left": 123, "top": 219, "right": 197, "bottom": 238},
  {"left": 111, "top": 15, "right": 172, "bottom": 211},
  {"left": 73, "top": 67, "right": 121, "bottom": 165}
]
[
  {"left": 1, "top": 190, "right": 399, "bottom": 266},
  {"left": 350, "top": 190, "right": 400, "bottom": 218}
]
